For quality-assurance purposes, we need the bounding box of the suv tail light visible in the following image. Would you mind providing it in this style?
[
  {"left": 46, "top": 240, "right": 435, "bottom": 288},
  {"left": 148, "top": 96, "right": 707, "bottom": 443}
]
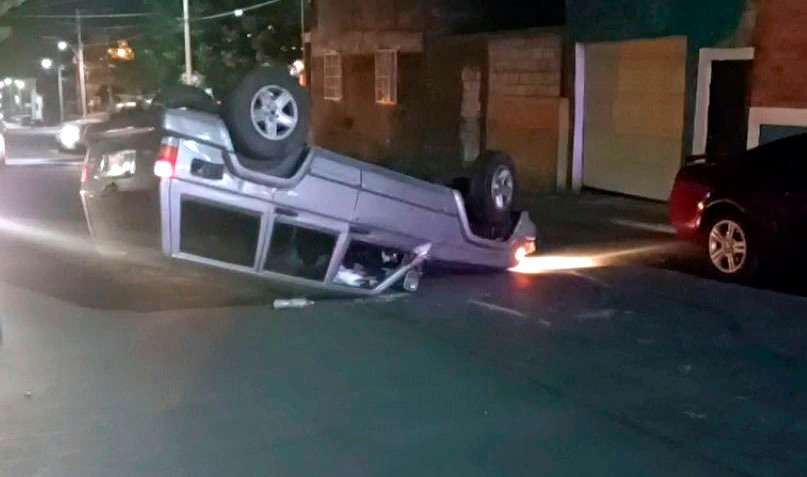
[{"left": 154, "top": 138, "right": 179, "bottom": 178}]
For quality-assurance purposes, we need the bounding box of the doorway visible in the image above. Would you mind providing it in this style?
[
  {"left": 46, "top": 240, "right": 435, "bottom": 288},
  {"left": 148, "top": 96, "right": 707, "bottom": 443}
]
[{"left": 706, "top": 60, "right": 751, "bottom": 159}]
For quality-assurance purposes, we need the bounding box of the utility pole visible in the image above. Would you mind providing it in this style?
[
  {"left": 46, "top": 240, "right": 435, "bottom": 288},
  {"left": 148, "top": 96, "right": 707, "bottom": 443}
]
[
  {"left": 57, "top": 66, "right": 65, "bottom": 123},
  {"left": 182, "top": 0, "right": 192, "bottom": 85},
  {"left": 76, "top": 9, "right": 87, "bottom": 117},
  {"left": 300, "top": 0, "right": 305, "bottom": 40}
]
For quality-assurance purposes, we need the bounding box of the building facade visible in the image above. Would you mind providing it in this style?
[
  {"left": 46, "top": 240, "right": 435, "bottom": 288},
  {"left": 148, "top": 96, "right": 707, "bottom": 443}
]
[
  {"left": 307, "top": 0, "right": 807, "bottom": 202},
  {"left": 305, "top": 0, "right": 567, "bottom": 194},
  {"left": 567, "top": 0, "right": 757, "bottom": 200}
]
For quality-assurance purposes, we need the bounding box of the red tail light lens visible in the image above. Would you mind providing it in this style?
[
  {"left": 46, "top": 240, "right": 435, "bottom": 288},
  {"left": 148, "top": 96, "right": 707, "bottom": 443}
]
[
  {"left": 154, "top": 141, "right": 179, "bottom": 179},
  {"left": 80, "top": 161, "right": 89, "bottom": 183}
]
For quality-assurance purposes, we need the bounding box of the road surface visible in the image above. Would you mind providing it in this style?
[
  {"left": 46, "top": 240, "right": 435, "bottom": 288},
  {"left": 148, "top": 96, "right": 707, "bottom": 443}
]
[{"left": 0, "top": 140, "right": 805, "bottom": 476}]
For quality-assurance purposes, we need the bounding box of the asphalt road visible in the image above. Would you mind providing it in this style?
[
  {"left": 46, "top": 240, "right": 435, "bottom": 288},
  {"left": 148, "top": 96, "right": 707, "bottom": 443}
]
[{"left": 1, "top": 140, "right": 806, "bottom": 476}]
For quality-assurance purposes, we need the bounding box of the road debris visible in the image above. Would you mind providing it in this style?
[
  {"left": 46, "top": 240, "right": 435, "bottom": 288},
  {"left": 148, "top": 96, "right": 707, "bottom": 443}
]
[
  {"left": 678, "top": 364, "right": 693, "bottom": 375},
  {"left": 469, "top": 299, "right": 526, "bottom": 319},
  {"left": 684, "top": 410, "right": 708, "bottom": 420},
  {"left": 576, "top": 309, "right": 616, "bottom": 321},
  {"left": 273, "top": 298, "right": 315, "bottom": 310}
]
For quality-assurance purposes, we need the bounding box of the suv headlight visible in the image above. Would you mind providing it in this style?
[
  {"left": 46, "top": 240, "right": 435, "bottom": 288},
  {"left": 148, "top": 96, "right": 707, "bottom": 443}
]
[
  {"left": 98, "top": 149, "right": 137, "bottom": 178},
  {"left": 58, "top": 124, "right": 82, "bottom": 149}
]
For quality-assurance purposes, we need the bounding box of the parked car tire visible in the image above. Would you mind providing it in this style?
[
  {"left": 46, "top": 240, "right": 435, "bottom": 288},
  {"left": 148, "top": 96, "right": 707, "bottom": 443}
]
[
  {"left": 222, "top": 67, "right": 310, "bottom": 163},
  {"left": 703, "top": 213, "right": 758, "bottom": 282},
  {"left": 468, "top": 151, "right": 518, "bottom": 227},
  {"left": 154, "top": 85, "right": 219, "bottom": 114}
]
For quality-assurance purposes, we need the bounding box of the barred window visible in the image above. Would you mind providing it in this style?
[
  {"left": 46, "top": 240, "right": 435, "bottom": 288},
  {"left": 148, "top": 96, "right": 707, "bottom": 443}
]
[
  {"left": 375, "top": 50, "right": 397, "bottom": 105},
  {"left": 323, "top": 53, "right": 342, "bottom": 101}
]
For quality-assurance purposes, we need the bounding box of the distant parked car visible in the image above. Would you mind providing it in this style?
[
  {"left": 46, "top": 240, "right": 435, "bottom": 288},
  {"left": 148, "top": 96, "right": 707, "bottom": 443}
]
[
  {"left": 57, "top": 113, "right": 110, "bottom": 153},
  {"left": 60, "top": 88, "right": 214, "bottom": 153},
  {"left": 670, "top": 133, "right": 807, "bottom": 281}
]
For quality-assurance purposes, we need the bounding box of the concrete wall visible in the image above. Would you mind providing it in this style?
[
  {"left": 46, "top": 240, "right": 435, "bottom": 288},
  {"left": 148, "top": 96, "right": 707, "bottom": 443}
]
[
  {"left": 486, "top": 34, "right": 564, "bottom": 193},
  {"left": 750, "top": 0, "right": 807, "bottom": 108}
]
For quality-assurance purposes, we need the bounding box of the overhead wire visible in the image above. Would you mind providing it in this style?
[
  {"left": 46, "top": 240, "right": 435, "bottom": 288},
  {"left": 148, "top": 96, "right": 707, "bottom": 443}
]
[{"left": 7, "top": 0, "right": 285, "bottom": 22}]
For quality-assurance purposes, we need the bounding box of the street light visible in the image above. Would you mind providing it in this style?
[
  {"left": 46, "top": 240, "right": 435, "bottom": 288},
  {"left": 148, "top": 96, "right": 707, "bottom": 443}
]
[
  {"left": 41, "top": 58, "right": 54, "bottom": 70},
  {"left": 57, "top": 41, "right": 69, "bottom": 52},
  {"left": 3, "top": 78, "right": 12, "bottom": 87},
  {"left": 14, "top": 80, "right": 25, "bottom": 90}
]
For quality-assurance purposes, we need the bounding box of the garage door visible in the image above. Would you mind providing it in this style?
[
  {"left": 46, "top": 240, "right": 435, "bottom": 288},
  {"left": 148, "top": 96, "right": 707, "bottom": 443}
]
[{"left": 582, "top": 37, "right": 686, "bottom": 200}]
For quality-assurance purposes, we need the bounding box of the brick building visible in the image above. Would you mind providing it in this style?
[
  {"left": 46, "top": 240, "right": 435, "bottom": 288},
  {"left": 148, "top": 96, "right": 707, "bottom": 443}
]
[
  {"left": 746, "top": 0, "right": 807, "bottom": 147},
  {"left": 306, "top": 0, "right": 806, "bottom": 202},
  {"left": 305, "top": 0, "right": 567, "bottom": 194}
]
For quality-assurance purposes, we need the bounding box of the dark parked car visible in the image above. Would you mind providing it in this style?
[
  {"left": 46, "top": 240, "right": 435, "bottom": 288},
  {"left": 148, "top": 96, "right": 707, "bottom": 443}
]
[{"left": 670, "top": 133, "right": 807, "bottom": 281}]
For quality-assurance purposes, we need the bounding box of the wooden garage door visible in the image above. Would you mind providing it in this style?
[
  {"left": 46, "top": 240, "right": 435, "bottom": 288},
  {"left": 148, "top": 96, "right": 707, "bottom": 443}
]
[{"left": 583, "top": 37, "right": 686, "bottom": 200}]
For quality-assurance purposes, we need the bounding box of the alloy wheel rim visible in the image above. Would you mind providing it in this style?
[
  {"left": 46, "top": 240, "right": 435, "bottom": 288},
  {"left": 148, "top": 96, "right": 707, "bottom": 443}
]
[
  {"left": 708, "top": 219, "right": 748, "bottom": 275},
  {"left": 250, "top": 85, "right": 298, "bottom": 141},
  {"left": 491, "top": 166, "right": 514, "bottom": 210}
]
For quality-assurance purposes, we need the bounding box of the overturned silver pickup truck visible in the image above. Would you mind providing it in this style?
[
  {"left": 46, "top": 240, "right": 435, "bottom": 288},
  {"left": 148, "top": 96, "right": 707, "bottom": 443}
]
[{"left": 150, "top": 68, "right": 537, "bottom": 296}]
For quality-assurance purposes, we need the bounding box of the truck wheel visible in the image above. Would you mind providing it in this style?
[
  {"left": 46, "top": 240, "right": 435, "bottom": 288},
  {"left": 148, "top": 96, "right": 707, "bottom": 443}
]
[
  {"left": 154, "top": 85, "right": 219, "bottom": 114},
  {"left": 223, "top": 67, "right": 310, "bottom": 163},
  {"left": 468, "top": 151, "right": 518, "bottom": 227}
]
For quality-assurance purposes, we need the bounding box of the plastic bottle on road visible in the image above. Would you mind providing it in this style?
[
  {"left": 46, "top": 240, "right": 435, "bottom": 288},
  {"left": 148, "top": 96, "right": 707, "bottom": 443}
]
[{"left": 273, "top": 298, "right": 315, "bottom": 310}]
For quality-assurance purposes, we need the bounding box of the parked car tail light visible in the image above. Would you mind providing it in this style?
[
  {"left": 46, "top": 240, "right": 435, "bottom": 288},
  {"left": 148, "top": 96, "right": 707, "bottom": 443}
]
[
  {"left": 670, "top": 166, "right": 714, "bottom": 238},
  {"left": 154, "top": 138, "right": 179, "bottom": 179}
]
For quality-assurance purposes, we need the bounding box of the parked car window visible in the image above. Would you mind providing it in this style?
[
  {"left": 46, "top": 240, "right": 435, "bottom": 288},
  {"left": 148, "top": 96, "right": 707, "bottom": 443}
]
[
  {"left": 375, "top": 49, "right": 398, "bottom": 105},
  {"left": 745, "top": 133, "right": 807, "bottom": 165},
  {"left": 742, "top": 134, "right": 807, "bottom": 189},
  {"left": 323, "top": 52, "right": 343, "bottom": 101}
]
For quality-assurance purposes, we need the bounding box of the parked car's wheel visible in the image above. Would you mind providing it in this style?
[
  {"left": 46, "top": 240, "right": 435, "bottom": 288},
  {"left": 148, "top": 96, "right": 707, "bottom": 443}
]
[
  {"left": 704, "top": 214, "right": 758, "bottom": 282},
  {"left": 468, "top": 151, "right": 518, "bottom": 227},
  {"left": 223, "top": 67, "right": 310, "bottom": 163},
  {"left": 154, "top": 85, "right": 219, "bottom": 114}
]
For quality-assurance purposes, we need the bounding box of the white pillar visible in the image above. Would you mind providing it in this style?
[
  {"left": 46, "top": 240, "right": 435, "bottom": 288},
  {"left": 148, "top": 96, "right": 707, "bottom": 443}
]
[{"left": 183, "top": 0, "right": 193, "bottom": 85}]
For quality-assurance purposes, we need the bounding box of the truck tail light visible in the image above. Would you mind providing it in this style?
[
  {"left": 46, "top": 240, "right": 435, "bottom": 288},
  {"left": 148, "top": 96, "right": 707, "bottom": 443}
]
[
  {"left": 515, "top": 238, "right": 537, "bottom": 262},
  {"left": 154, "top": 138, "right": 179, "bottom": 179}
]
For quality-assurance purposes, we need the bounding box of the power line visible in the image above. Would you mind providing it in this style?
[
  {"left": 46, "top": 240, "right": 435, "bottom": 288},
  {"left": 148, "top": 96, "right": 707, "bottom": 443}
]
[
  {"left": 7, "top": 0, "right": 285, "bottom": 22},
  {"left": 11, "top": 12, "right": 154, "bottom": 19},
  {"left": 192, "top": 0, "right": 282, "bottom": 21}
]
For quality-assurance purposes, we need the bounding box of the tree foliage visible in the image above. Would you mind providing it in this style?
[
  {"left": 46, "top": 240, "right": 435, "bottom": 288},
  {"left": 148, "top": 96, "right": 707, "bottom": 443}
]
[{"left": 120, "top": 0, "right": 302, "bottom": 96}]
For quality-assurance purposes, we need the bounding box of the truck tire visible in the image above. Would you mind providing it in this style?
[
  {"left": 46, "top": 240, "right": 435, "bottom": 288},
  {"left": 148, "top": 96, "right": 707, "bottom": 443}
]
[
  {"left": 154, "top": 85, "right": 219, "bottom": 114},
  {"left": 468, "top": 151, "right": 518, "bottom": 227},
  {"left": 223, "top": 67, "right": 310, "bottom": 163}
]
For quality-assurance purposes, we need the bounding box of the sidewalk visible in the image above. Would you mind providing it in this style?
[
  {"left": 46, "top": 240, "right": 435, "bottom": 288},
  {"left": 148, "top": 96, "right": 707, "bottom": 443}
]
[{"left": 528, "top": 191, "right": 673, "bottom": 250}]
